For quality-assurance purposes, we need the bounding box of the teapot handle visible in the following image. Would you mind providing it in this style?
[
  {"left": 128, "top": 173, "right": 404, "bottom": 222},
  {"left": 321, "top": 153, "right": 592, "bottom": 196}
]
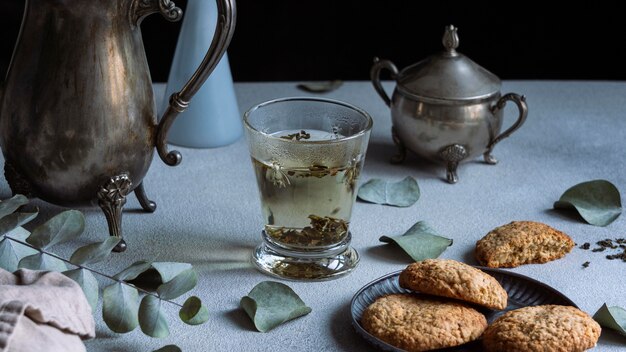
[
  {"left": 135, "top": 0, "right": 236, "bottom": 166},
  {"left": 370, "top": 57, "right": 398, "bottom": 107},
  {"left": 484, "top": 93, "right": 528, "bottom": 164}
]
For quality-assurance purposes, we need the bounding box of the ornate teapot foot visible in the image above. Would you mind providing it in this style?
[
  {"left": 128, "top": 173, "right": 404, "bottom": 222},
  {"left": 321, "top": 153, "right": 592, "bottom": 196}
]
[
  {"left": 134, "top": 182, "right": 157, "bottom": 213},
  {"left": 440, "top": 144, "right": 468, "bottom": 184},
  {"left": 97, "top": 174, "right": 132, "bottom": 252},
  {"left": 390, "top": 126, "right": 407, "bottom": 164}
]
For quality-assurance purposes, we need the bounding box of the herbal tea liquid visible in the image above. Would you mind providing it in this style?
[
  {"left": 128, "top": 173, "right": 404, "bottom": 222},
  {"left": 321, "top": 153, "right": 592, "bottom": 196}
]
[{"left": 252, "top": 129, "right": 362, "bottom": 251}]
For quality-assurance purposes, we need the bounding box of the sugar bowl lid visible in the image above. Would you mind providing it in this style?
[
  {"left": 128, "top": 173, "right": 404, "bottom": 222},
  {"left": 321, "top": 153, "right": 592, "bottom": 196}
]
[{"left": 397, "top": 25, "right": 501, "bottom": 101}]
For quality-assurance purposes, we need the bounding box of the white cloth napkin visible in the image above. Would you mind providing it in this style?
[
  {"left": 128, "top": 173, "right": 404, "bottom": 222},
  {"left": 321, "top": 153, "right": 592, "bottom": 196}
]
[{"left": 0, "top": 269, "right": 95, "bottom": 352}]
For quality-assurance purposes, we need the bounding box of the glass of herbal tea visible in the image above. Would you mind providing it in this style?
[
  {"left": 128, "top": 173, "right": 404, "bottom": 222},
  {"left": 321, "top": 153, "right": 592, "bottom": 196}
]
[{"left": 244, "top": 97, "right": 372, "bottom": 280}]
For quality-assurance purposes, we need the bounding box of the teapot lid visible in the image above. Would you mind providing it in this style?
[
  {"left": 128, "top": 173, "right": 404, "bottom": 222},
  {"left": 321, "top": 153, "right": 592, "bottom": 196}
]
[{"left": 396, "top": 25, "right": 501, "bottom": 101}]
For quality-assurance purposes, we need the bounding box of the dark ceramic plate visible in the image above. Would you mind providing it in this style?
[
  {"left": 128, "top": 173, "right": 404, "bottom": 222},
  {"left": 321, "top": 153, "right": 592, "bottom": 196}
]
[{"left": 351, "top": 268, "right": 577, "bottom": 352}]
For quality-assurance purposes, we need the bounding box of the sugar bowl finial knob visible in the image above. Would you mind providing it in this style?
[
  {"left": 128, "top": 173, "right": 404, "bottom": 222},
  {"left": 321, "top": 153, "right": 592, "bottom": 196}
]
[{"left": 442, "top": 25, "right": 459, "bottom": 55}]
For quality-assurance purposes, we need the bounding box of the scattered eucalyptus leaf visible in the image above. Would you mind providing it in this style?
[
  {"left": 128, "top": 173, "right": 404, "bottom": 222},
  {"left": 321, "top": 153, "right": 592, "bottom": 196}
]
[
  {"left": 296, "top": 80, "right": 343, "bottom": 93},
  {"left": 0, "top": 210, "right": 38, "bottom": 236},
  {"left": 114, "top": 260, "right": 153, "bottom": 281},
  {"left": 157, "top": 268, "right": 197, "bottom": 300},
  {"left": 357, "top": 176, "right": 420, "bottom": 207},
  {"left": 151, "top": 262, "right": 193, "bottom": 283},
  {"left": 26, "top": 210, "right": 85, "bottom": 249},
  {"left": 0, "top": 228, "right": 38, "bottom": 272},
  {"left": 103, "top": 282, "right": 139, "bottom": 333},
  {"left": 554, "top": 179, "right": 622, "bottom": 226},
  {"left": 380, "top": 221, "right": 453, "bottom": 261},
  {"left": 153, "top": 345, "right": 182, "bottom": 352},
  {"left": 0, "top": 194, "right": 28, "bottom": 220},
  {"left": 593, "top": 303, "right": 626, "bottom": 337},
  {"left": 19, "top": 253, "right": 67, "bottom": 272},
  {"left": 64, "top": 268, "right": 99, "bottom": 311},
  {"left": 70, "top": 237, "right": 121, "bottom": 265},
  {"left": 179, "top": 296, "right": 209, "bottom": 325},
  {"left": 240, "top": 281, "right": 312, "bottom": 333},
  {"left": 0, "top": 239, "right": 20, "bottom": 272},
  {"left": 139, "top": 295, "right": 170, "bottom": 338}
]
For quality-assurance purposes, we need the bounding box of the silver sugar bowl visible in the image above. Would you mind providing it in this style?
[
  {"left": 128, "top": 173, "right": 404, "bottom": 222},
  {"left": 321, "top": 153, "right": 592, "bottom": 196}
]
[{"left": 371, "top": 25, "right": 528, "bottom": 183}]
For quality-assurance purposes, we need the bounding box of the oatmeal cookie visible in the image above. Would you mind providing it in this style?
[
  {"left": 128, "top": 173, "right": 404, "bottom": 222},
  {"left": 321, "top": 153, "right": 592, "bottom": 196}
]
[
  {"left": 399, "top": 259, "right": 508, "bottom": 310},
  {"left": 361, "top": 294, "right": 487, "bottom": 352},
  {"left": 482, "top": 305, "right": 601, "bottom": 352},
  {"left": 476, "top": 221, "right": 575, "bottom": 268}
]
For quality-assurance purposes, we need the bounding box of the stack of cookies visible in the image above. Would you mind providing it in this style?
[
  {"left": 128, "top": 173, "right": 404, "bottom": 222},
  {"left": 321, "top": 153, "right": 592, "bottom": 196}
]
[{"left": 360, "top": 259, "right": 600, "bottom": 352}]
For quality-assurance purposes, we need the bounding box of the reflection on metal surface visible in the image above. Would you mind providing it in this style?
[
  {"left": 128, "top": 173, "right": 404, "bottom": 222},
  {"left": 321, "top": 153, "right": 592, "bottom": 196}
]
[
  {"left": 0, "top": 0, "right": 236, "bottom": 247},
  {"left": 371, "top": 25, "right": 528, "bottom": 183}
]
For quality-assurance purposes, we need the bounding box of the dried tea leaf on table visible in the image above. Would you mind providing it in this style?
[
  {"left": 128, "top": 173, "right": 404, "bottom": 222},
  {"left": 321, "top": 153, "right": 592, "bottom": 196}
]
[
  {"left": 554, "top": 179, "right": 621, "bottom": 226},
  {"left": 380, "top": 221, "right": 453, "bottom": 261},
  {"left": 593, "top": 303, "right": 626, "bottom": 338},
  {"left": 357, "top": 176, "right": 420, "bottom": 207},
  {"left": 240, "top": 281, "right": 312, "bottom": 332}
]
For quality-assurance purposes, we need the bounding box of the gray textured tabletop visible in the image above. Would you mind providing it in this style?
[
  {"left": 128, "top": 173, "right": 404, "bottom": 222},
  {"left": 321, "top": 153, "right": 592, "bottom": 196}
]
[{"left": 2, "top": 81, "right": 625, "bottom": 351}]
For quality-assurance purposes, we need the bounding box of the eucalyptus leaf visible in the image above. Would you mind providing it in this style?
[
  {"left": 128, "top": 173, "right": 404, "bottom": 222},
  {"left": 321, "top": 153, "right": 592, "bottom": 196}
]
[
  {"left": 138, "top": 295, "right": 169, "bottom": 338},
  {"left": 179, "top": 296, "right": 209, "bottom": 325},
  {"left": 0, "top": 211, "right": 38, "bottom": 236},
  {"left": 380, "top": 221, "right": 453, "bottom": 262},
  {"left": 296, "top": 80, "right": 343, "bottom": 93},
  {"left": 0, "top": 194, "right": 28, "bottom": 220},
  {"left": 553, "top": 179, "right": 622, "bottom": 226},
  {"left": 103, "top": 282, "right": 139, "bottom": 333},
  {"left": 357, "top": 176, "right": 420, "bottom": 207},
  {"left": 157, "top": 268, "right": 197, "bottom": 300},
  {"left": 153, "top": 345, "right": 182, "bottom": 352},
  {"left": 151, "top": 262, "right": 193, "bottom": 283},
  {"left": 26, "top": 210, "right": 85, "bottom": 249},
  {"left": 240, "top": 281, "right": 312, "bottom": 333},
  {"left": 593, "top": 303, "right": 626, "bottom": 337},
  {"left": 70, "top": 237, "right": 121, "bottom": 265},
  {"left": 64, "top": 268, "right": 99, "bottom": 311},
  {"left": 0, "top": 228, "right": 38, "bottom": 272},
  {"left": 19, "top": 253, "right": 67, "bottom": 272},
  {"left": 114, "top": 260, "right": 153, "bottom": 281}
]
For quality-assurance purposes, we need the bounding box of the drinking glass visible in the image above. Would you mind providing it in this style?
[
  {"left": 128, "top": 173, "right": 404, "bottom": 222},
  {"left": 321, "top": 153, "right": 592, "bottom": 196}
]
[{"left": 244, "top": 97, "right": 372, "bottom": 280}]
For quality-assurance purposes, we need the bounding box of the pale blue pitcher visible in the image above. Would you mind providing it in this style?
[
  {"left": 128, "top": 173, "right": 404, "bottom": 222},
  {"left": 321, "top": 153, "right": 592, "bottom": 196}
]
[{"left": 162, "top": 0, "right": 242, "bottom": 148}]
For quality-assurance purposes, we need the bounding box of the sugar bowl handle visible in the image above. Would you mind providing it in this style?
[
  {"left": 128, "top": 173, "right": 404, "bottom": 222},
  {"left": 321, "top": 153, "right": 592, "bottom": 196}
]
[
  {"left": 154, "top": 0, "right": 236, "bottom": 166},
  {"left": 484, "top": 93, "right": 528, "bottom": 164},
  {"left": 370, "top": 57, "right": 398, "bottom": 107}
]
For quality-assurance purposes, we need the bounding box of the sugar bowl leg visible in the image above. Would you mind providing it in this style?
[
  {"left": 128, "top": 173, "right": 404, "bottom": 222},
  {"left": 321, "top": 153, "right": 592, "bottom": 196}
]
[
  {"left": 390, "top": 126, "right": 407, "bottom": 164},
  {"left": 440, "top": 144, "right": 468, "bottom": 184}
]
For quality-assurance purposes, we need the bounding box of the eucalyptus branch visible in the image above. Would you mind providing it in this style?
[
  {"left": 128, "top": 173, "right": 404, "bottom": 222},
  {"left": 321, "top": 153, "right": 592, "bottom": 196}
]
[
  {"left": 0, "top": 196, "right": 208, "bottom": 339},
  {"left": 4, "top": 236, "right": 183, "bottom": 308}
]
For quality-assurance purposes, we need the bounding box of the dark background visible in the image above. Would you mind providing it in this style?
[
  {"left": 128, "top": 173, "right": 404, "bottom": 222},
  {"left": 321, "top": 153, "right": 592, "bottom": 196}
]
[{"left": 1, "top": 1, "right": 626, "bottom": 82}]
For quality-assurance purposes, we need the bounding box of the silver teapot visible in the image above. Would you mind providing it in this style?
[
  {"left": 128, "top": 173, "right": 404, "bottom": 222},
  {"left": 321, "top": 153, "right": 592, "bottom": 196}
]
[
  {"left": 371, "top": 25, "right": 528, "bottom": 183},
  {"left": 0, "top": 0, "right": 236, "bottom": 251}
]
